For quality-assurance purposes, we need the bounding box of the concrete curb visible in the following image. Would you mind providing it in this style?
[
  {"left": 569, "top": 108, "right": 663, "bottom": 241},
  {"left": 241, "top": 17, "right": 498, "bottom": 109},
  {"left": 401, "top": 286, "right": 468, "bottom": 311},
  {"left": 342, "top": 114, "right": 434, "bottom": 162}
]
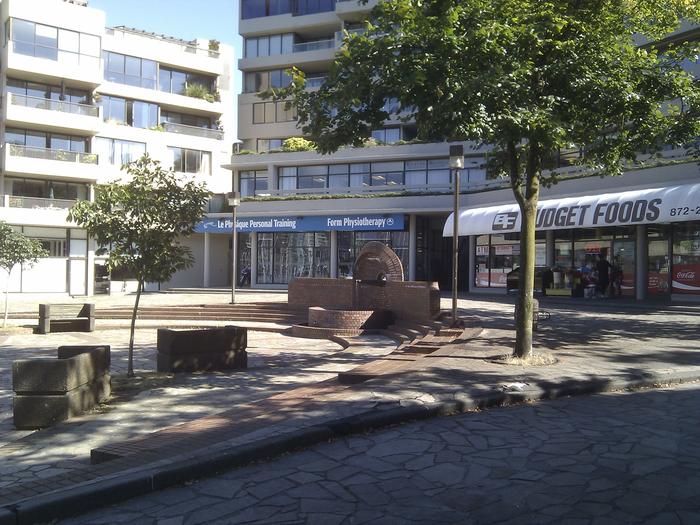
[{"left": 1, "top": 370, "right": 698, "bottom": 525}]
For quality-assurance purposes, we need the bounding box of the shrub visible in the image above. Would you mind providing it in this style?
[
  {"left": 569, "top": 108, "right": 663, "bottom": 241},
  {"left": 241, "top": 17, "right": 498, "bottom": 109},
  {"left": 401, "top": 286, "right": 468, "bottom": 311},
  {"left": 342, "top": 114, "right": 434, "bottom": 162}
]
[
  {"left": 282, "top": 137, "right": 316, "bottom": 152},
  {"left": 185, "top": 83, "right": 213, "bottom": 101}
]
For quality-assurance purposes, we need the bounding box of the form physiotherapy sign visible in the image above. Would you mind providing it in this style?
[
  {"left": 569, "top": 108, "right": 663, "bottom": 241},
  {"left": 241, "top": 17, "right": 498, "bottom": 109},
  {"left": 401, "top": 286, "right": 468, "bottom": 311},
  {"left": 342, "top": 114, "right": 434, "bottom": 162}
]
[
  {"left": 444, "top": 183, "right": 700, "bottom": 236},
  {"left": 195, "top": 214, "right": 405, "bottom": 234}
]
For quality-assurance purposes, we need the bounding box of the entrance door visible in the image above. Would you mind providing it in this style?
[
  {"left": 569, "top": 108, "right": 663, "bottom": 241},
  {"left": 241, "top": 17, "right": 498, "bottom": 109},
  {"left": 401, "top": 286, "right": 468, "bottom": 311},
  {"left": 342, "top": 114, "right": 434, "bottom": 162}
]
[
  {"left": 648, "top": 226, "right": 671, "bottom": 296},
  {"left": 613, "top": 239, "right": 635, "bottom": 297}
]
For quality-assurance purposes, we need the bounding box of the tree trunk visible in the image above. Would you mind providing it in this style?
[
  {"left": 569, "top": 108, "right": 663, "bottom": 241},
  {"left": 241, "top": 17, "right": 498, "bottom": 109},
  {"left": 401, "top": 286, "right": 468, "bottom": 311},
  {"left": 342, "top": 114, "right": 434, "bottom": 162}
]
[
  {"left": 128, "top": 280, "right": 143, "bottom": 378},
  {"left": 514, "top": 199, "right": 538, "bottom": 358},
  {"left": 2, "top": 271, "right": 10, "bottom": 329}
]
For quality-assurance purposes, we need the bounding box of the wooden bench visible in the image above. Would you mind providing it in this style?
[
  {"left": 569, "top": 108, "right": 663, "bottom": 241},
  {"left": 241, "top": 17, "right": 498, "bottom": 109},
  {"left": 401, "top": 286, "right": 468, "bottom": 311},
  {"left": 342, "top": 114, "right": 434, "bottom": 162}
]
[{"left": 38, "top": 303, "right": 95, "bottom": 334}]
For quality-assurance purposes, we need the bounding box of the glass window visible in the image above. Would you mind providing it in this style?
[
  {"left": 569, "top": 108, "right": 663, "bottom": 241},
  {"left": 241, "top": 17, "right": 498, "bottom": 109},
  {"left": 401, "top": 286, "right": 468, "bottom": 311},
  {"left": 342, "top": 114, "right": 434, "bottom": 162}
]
[
  {"left": 672, "top": 222, "right": 700, "bottom": 295},
  {"left": 159, "top": 68, "right": 171, "bottom": 92},
  {"left": 258, "top": 37, "right": 270, "bottom": 57},
  {"left": 172, "top": 70, "right": 187, "bottom": 95},
  {"left": 13, "top": 19, "right": 35, "bottom": 43},
  {"left": 35, "top": 23, "right": 57, "bottom": 49},
  {"left": 257, "top": 233, "right": 273, "bottom": 284},
  {"left": 270, "top": 34, "right": 282, "bottom": 55},
  {"left": 245, "top": 38, "right": 257, "bottom": 58},
  {"left": 79, "top": 33, "right": 100, "bottom": 57},
  {"left": 58, "top": 29, "right": 79, "bottom": 53},
  {"left": 132, "top": 101, "right": 158, "bottom": 128},
  {"left": 253, "top": 103, "right": 266, "bottom": 124}
]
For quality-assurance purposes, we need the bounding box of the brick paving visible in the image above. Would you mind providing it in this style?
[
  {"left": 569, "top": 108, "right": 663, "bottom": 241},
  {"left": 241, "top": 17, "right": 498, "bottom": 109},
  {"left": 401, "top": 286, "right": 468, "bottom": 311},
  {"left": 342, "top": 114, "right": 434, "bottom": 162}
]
[
  {"left": 61, "top": 381, "right": 700, "bottom": 525},
  {"left": 0, "top": 293, "right": 698, "bottom": 522}
]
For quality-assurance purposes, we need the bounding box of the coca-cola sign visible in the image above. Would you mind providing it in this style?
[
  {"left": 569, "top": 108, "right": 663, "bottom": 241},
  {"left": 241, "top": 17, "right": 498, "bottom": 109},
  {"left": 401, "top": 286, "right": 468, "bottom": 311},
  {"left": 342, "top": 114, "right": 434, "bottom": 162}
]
[{"left": 673, "top": 264, "right": 700, "bottom": 294}]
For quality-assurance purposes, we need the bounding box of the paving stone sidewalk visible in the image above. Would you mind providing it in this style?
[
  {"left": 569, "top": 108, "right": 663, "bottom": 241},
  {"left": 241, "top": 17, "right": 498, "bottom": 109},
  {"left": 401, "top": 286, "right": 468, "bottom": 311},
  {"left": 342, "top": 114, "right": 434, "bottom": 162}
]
[
  {"left": 60, "top": 381, "right": 700, "bottom": 525},
  {"left": 0, "top": 297, "right": 698, "bottom": 523}
]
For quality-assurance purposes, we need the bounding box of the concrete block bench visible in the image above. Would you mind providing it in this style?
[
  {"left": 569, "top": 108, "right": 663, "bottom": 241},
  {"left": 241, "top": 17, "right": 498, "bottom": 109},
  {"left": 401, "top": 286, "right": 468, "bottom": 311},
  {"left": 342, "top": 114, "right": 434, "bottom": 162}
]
[
  {"left": 38, "top": 303, "right": 95, "bottom": 334},
  {"left": 13, "top": 345, "right": 111, "bottom": 429},
  {"left": 156, "top": 326, "right": 248, "bottom": 373}
]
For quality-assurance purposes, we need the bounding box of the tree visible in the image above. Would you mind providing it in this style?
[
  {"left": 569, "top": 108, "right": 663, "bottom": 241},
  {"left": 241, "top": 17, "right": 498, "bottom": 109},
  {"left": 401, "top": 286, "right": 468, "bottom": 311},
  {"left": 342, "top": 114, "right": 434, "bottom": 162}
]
[
  {"left": 69, "top": 154, "right": 210, "bottom": 376},
  {"left": 0, "top": 222, "right": 48, "bottom": 328},
  {"left": 270, "top": 0, "right": 700, "bottom": 357}
]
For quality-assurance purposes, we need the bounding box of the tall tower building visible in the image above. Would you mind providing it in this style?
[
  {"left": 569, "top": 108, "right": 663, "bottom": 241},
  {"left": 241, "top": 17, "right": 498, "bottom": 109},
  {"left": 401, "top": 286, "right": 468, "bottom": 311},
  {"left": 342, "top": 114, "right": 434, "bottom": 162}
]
[{"left": 224, "top": 1, "right": 700, "bottom": 302}]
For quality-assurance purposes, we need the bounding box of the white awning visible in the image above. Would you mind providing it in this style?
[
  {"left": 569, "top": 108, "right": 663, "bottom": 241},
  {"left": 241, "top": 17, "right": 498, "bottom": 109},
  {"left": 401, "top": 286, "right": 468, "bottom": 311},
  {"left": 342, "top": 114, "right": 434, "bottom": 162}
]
[{"left": 444, "top": 182, "right": 700, "bottom": 237}]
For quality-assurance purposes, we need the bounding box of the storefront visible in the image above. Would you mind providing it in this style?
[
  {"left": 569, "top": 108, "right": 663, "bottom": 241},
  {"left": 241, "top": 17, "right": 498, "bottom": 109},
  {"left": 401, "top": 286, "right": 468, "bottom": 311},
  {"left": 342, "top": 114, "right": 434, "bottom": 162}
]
[
  {"left": 195, "top": 213, "right": 408, "bottom": 287},
  {"left": 445, "top": 182, "right": 700, "bottom": 300}
]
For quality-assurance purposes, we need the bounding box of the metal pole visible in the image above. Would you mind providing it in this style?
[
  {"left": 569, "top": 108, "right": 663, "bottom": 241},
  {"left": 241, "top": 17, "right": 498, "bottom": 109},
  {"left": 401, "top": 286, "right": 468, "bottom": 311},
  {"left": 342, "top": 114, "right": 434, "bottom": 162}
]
[
  {"left": 231, "top": 203, "right": 237, "bottom": 304},
  {"left": 230, "top": 171, "right": 239, "bottom": 305},
  {"left": 452, "top": 167, "right": 460, "bottom": 325}
]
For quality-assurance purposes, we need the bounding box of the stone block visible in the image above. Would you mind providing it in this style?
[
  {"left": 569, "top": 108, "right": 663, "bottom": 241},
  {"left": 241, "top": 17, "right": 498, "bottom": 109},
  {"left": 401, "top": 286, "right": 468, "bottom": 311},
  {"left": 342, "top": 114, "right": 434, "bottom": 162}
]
[
  {"left": 13, "top": 346, "right": 110, "bottom": 394},
  {"left": 157, "top": 326, "right": 247, "bottom": 373},
  {"left": 37, "top": 303, "right": 95, "bottom": 334},
  {"left": 13, "top": 373, "right": 111, "bottom": 430}
]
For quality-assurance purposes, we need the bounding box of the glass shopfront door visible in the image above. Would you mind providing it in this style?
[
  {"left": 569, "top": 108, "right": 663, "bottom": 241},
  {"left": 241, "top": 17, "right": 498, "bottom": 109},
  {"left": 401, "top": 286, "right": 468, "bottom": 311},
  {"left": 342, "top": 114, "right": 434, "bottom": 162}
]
[{"left": 648, "top": 225, "right": 671, "bottom": 296}]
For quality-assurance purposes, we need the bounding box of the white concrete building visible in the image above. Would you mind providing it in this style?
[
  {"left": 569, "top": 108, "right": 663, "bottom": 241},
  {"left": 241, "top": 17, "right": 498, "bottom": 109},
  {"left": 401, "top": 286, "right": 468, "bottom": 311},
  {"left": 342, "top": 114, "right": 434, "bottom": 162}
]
[
  {"left": 218, "top": 0, "right": 700, "bottom": 302},
  {"left": 0, "top": 0, "right": 235, "bottom": 295}
]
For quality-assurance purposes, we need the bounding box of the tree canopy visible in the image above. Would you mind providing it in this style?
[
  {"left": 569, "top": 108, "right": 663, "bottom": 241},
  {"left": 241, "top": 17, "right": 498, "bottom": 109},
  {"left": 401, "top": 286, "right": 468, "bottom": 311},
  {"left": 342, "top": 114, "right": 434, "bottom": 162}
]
[
  {"left": 271, "top": 0, "right": 700, "bottom": 357},
  {"left": 0, "top": 221, "right": 48, "bottom": 327},
  {"left": 69, "top": 154, "right": 210, "bottom": 375}
]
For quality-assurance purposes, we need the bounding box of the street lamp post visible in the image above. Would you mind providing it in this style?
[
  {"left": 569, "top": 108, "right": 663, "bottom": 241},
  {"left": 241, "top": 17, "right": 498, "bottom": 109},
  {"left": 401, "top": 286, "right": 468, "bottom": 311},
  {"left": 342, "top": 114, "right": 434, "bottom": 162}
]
[
  {"left": 449, "top": 145, "right": 464, "bottom": 326},
  {"left": 227, "top": 182, "right": 240, "bottom": 305}
]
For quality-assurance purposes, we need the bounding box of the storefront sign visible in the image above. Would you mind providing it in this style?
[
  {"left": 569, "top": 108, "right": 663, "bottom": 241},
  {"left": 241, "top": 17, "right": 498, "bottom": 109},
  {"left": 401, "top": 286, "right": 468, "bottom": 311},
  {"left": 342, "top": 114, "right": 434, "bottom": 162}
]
[
  {"left": 673, "top": 264, "right": 700, "bottom": 294},
  {"left": 196, "top": 214, "right": 405, "bottom": 234},
  {"left": 444, "top": 183, "right": 700, "bottom": 236}
]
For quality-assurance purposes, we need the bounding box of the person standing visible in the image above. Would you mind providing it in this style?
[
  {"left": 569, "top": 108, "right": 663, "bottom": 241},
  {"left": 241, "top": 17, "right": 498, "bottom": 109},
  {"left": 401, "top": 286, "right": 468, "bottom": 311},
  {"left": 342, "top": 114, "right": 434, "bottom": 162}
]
[{"left": 596, "top": 254, "right": 612, "bottom": 298}]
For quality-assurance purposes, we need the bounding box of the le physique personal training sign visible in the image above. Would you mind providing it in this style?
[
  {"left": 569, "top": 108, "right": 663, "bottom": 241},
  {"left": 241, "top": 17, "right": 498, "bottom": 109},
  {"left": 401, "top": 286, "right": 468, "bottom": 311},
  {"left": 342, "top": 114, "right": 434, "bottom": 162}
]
[
  {"left": 196, "top": 213, "right": 405, "bottom": 233},
  {"left": 444, "top": 183, "right": 700, "bottom": 236}
]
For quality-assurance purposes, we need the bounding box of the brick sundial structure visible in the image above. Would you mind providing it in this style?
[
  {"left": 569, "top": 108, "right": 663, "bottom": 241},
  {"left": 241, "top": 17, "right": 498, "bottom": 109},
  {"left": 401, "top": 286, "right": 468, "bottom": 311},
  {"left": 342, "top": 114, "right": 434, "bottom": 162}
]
[{"left": 289, "top": 242, "right": 440, "bottom": 338}]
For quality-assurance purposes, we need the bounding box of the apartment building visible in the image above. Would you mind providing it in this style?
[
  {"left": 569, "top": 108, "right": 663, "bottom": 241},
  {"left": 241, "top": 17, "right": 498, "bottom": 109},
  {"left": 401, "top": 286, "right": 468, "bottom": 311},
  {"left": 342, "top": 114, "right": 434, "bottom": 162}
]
[
  {"left": 223, "top": 1, "right": 700, "bottom": 301},
  {"left": 0, "top": 0, "right": 235, "bottom": 295}
]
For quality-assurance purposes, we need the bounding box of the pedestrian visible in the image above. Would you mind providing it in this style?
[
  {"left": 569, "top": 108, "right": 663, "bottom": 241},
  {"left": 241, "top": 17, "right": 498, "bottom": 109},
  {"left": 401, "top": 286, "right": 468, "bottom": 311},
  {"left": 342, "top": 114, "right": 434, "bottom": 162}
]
[{"left": 595, "top": 254, "right": 611, "bottom": 298}]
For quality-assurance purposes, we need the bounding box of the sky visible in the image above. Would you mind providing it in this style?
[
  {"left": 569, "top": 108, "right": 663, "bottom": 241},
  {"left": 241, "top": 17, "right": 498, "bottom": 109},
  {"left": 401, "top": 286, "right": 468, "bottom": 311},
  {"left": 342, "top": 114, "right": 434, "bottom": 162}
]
[{"left": 89, "top": 0, "right": 242, "bottom": 126}]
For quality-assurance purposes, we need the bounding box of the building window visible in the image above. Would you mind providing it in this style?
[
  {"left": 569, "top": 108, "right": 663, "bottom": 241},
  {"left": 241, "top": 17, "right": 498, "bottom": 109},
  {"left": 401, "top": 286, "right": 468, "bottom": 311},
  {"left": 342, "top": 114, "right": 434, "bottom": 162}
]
[
  {"left": 6, "top": 128, "right": 89, "bottom": 153},
  {"left": 9, "top": 18, "right": 100, "bottom": 69},
  {"left": 256, "top": 138, "right": 285, "bottom": 152},
  {"left": 371, "top": 128, "right": 401, "bottom": 144},
  {"left": 99, "top": 96, "right": 159, "bottom": 128},
  {"left": 159, "top": 67, "right": 215, "bottom": 95},
  {"left": 672, "top": 222, "right": 700, "bottom": 294},
  {"left": 240, "top": 170, "right": 268, "bottom": 197},
  {"left": 245, "top": 34, "right": 293, "bottom": 57},
  {"left": 252, "top": 101, "right": 297, "bottom": 123},
  {"left": 256, "top": 232, "right": 330, "bottom": 284},
  {"left": 294, "top": 0, "right": 335, "bottom": 16},
  {"left": 169, "top": 147, "right": 211, "bottom": 174},
  {"left": 6, "top": 177, "right": 88, "bottom": 201},
  {"left": 244, "top": 69, "right": 292, "bottom": 93},
  {"left": 242, "top": 0, "right": 293, "bottom": 19},
  {"left": 38, "top": 239, "right": 67, "bottom": 257},
  {"left": 7, "top": 78, "right": 89, "bottom": 105},
  {"left": 94, "top": 137, "right": 146, "bottom": 166},
  {"left": 161, "top": 110, "right": 214, "bottom": 129},
  {"left": 104, "top": 51, "right": 157, "bottom": 89},
  {"left": 337, "top": 231, "right": 409, "bottom": 278}
]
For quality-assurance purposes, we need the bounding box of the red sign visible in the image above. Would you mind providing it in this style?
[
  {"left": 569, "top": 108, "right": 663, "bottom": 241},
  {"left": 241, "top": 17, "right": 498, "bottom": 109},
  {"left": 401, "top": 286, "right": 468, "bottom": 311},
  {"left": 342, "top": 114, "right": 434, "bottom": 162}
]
[{"left": 672, "top": 264, "right": 700, "bottom": 294}]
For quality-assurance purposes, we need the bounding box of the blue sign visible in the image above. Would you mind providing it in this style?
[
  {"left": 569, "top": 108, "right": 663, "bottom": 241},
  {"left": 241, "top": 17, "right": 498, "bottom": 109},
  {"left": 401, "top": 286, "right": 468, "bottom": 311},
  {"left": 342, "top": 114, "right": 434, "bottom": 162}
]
[{"left": 195, "top": 214, "right": 405, "bottom": 233}]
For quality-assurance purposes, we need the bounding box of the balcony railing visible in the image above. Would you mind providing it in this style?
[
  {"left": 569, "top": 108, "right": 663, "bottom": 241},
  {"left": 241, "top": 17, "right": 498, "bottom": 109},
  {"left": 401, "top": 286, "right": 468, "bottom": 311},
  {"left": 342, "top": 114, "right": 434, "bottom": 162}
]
[
  {"left": 7, "top": 144, "right": 98, "bottom": 164},
  {"left": 106, "top": 27, "right": 220, "bottom": 58},
  {"left": 162, "top": 122, "right": 224, "bottom": 140},
  {"left": 306, "top": 75, "right": 328, "bottom": 88},
  {"left": 5, "top": 195, "right": 77, "bottom": 209},
  {"left": 293, "top": 38, "right": 335, "bottom": 53},
  {"left": 10, "top": 93, "right": 99, "bottom": 117}
]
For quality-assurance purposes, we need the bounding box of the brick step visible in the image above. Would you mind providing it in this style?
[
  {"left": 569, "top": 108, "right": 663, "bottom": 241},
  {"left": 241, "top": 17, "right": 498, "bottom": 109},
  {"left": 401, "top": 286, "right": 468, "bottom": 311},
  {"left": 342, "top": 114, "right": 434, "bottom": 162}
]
[
  {"left": 387, "top": 324, "right": 424, "bottom": 341},
  {"left": 91, "top": 381, "right": 345, "bottom": 464}
]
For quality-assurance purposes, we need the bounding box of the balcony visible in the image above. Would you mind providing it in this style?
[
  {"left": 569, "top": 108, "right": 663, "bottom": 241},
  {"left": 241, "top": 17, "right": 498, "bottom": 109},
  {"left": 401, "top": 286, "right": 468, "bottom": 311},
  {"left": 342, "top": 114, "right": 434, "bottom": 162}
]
[
  {"left": 5, "top": 93, "right": 102, "bottom": 134},
  {"left": 293, "top": 38, "right": 335, "bottom": 53},
  {"left": 6, "top": 41, "right": 102, "bottom": 87},
  {"left": 163, "top": 122, "right": 225, "bottom": 140},
  {"left": 4, "top": 144, "right": 99, "bottom": 180},
  {"left": 4, "top": 195, "right": 77, "bottom": 210}
]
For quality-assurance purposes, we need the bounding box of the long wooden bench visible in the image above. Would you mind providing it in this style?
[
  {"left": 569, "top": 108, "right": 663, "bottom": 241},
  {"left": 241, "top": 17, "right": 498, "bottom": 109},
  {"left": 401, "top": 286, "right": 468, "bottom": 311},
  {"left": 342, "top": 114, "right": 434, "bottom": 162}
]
[{"left": 38, "top": 303, "right": 95, "bottom": 334}]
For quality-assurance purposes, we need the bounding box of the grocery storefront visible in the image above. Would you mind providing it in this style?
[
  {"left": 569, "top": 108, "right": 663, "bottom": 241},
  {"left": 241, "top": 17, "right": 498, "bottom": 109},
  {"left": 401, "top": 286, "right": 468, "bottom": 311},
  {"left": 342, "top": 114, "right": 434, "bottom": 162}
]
[{"left": 445, "top": 183, "right": 700, "bottom": 300}]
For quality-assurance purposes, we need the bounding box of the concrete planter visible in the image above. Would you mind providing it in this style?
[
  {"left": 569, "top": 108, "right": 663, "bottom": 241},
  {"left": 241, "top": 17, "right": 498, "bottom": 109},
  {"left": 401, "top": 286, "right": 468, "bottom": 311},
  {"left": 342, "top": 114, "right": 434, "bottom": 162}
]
[
  {"left": 156, "top": 326, "right": 248, "bottom": 373},
  {"left": 13, "top": 345, "right": 111, "bottom": 429}
]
